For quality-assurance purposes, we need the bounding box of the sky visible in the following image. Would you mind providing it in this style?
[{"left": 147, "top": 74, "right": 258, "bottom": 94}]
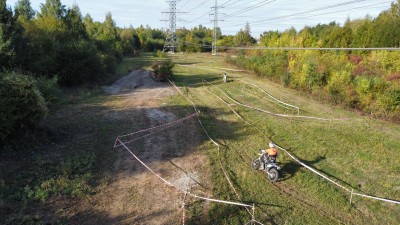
[{"left": 6, "top": 0, "right": 395, "bottom": 37}]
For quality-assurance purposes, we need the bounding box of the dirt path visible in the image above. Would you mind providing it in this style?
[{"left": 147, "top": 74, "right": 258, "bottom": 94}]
[{"left": 78, "top": 70, "right": 210, "bottom": 224}]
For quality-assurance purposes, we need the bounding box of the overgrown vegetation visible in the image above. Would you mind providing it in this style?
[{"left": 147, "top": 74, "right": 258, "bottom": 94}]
[
  {"left": 226, "top": 1, "right": 400, "bottom": 122},
  {"left": 151, "top": 59, "right": 175, "bottom": 81},
  {"left": 0, "top": 72, "right": 47, "bottom": 143}
]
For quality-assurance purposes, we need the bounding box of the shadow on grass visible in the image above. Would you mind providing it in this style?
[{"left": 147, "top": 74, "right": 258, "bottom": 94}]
[
  {"left": 279, "top": 156, "right": 326, "bottom": 182},
  {"left": 172, "top": 72, "right": 223, "bottom": 88},
  {"left": 1, "top": 98, "right": 254, "bottom": 224}
]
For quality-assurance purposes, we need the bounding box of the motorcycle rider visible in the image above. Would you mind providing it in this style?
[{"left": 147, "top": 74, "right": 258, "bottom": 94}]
[{"left": 262, "top": 142, "right": 277, "bottom": 164}]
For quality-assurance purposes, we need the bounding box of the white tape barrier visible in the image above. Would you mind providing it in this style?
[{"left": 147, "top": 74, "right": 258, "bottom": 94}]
[
  {"left": 352, "top": 192, "right": 400, "bottom": 205},
  {"left": 115, "top": 138, "right": 252, "bottom": 208},
  {"left": 178, "top": 64, "right": 346, "bottom": 120},
  {"left": 204, "top": 79, "right": 345, "bottom": 121},
  {"left": 275, "top": 145, "right": 350, "bottom": 192},
  {"left": 114, "top": 113, "right": 199, "bottom": 147},
  {"left": 207, "top": 82, "right": 400, "bottom": 205},
  {"left": 168, "top": 79, "right": 200, "bottom": 114},
  {"left": 277, "top": 145, "right": 400, "bottom": 205},
  {"left": 116, "top": 120, "right": 192, "bottom": 147},
  {"left": 204, "top": 88, "right": 250, "bottom": 125},
  {"left": 239, "top": 80, "right": 300, "bottom": 114},
  {"left": 182, "top": 193, "right": 187, "bottom": 225},
  {"left": 216, "top": 67, "right": 246, "bottom": 72},
  {"left": 168, "top": 79, "right": 254, "bottom": 216},
  {"left": 178, "top": 63, "right": 298, "bottom": 113},
  {"left": 117, "top": 113, "right": 199, "bottom": 139}
]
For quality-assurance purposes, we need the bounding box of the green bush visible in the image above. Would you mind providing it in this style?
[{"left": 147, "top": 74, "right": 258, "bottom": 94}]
[
  {"left": 0, "top": 72, "right": 47, "bottom": 142},
  {"left": 327, "top": 70, "right": 353, "bottom": 104},
  {"left": 151, "top": 60, "right": 175, "bottom": 81},
  {"left": 154, "top": 50, "right": 167, "bottom": 58},
  {"left": 302, "top": 61, "right": 326, "bottom": 90},
  {"left": 35, "top": 76, "right": 59, "bottom": 104}
]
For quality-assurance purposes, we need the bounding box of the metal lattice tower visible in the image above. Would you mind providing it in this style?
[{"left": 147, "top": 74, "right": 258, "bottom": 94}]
[
  {"left": 211, "top": 0, "right": 222, "bottom": 55},
  {"left": 163, "top": 0, "right": 177, "bottom": 53}
]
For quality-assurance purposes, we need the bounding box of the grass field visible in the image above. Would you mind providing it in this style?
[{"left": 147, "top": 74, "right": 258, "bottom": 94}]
[
  {"left": 169, "top": 53, "right": 400, "bottom": 224},
  {"left": 1, "top": 52, "right": 399, "bottom": 224}
]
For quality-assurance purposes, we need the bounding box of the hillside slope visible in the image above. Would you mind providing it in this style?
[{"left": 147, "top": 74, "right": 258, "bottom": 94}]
[{"left": 170, "top": 53, "right": 400, "bottom": 224}]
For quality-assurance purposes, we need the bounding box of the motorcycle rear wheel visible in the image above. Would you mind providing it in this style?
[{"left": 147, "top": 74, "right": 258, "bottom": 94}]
[{"left": 267, "top": 168, "right": 279, "bottom": 182}]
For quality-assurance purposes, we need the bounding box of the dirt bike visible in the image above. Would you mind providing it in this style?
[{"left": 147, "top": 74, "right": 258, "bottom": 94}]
[{"left": 251, "top": 150, "right": 281, "bottom": 182}]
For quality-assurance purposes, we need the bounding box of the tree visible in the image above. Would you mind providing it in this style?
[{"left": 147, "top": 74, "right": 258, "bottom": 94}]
[
  {"left": 327, "top": 26, "right": 352, "bottom": 48},
  {"left": 234, "top": 22, "right": 256, "bottom": 46},
  {"left": 0, "top": 0, "right": 16, "bottom": 69},
  {"left": 371, "top": 0, "right": 400, "bottom": 47},
  {"left": 100, "top": 12, "right": 117, "bottom": 41},
  {"left": 38, "top": 0, "right": 66, "bottom": 19},
  {"left": 351, "top": 17, "right": 373, "bottom": 48},
  {"left": 119, "top": 28, "right": 140, "bottom": 56},
  {"left": 64, "top": 4, "right": 87, "bottom": 39},
  {"left": 14, "top": 0, "right": 35, "bottom": 20}
]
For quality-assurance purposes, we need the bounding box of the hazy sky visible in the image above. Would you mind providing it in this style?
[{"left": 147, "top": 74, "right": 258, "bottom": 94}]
[{"left": 6, "top": 0, "right": 394, "bottom": 36}]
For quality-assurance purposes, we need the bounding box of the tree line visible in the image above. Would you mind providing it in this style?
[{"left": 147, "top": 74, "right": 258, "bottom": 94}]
[
  {"left": 0, "top": 0, "right": 167, "bottom": 84},
  {"left": 227, "top": 1, "right": 400, "bottom": 121},
  {"left": 175, "top": 22, "right": 256, "bottom": 52},
  {"left": 0, "top": 0, "right": 167, "bottom": 143}
]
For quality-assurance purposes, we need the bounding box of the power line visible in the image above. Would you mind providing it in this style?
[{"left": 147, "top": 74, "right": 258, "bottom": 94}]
[
  {"left": 235, "top": 0, "right": 372, "bottom": 26},
  {"left": 221, "top": 0, "right": 277, "bottom": 20},
  {"left": 221, "top": 1, "right": 391, "bottom": 29},
  {"left": 177, "top": 0, "right": 191, "bottom": 10},
  {"left": 185, "top": 0, "right": 211, "bottom": 14}
]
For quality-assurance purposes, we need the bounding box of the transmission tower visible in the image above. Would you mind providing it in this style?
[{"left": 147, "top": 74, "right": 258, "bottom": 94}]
[
  {"left": 211, "top": 0, "right": 223, "bottom": 55},
  {"left": 163, "top": 0, "right": 178, "bottom": 53}
]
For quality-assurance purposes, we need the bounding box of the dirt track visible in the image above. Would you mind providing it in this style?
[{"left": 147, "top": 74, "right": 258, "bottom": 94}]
[{"left": 85, "top": 70, "right": 210, "bottom": 224}]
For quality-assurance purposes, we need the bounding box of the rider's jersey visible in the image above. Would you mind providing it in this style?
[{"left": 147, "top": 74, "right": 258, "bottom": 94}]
[{"left": 266, "top": 148, "right": 277, "bottom": 156}]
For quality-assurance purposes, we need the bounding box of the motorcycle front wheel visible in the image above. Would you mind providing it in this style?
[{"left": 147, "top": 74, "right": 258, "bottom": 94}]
[
  {"left": 251, "top": 159, "right": 260, "bottom": 170},
  {"left": 267, "top": 168, "right": 279, "bottom": 182}
]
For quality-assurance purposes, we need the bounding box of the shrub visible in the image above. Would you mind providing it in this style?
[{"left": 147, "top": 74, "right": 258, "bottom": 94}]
[
  {"left": 0, "top": 72, "right": 47, "bottom": 142},
  {"left": 302, "top": 61, "right": 326, "bottom": 90},
  {"left": 154, "top": 50, "right": 167, "bottom": 58},
  {"left": 327, "top": 70, "right": 352, "bottom": 104},
  {"left": 152, "top": 60, "right": 175, "bottom": 81},
  {"left": 35, "top": 76, "right": 60, "bottom": 104}
]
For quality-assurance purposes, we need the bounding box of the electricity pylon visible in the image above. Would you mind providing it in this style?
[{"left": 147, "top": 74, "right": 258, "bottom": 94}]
[
  {"left": 163, "top": 0, "right": 178, "bottom": 53},
  {"left": 211, "top": 0, "right": 223, "bottom": 55}
]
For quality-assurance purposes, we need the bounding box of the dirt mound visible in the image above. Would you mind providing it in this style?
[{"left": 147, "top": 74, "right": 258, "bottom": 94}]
[{"left": 104, "top": 70, "right": 170, "bottom": 95}]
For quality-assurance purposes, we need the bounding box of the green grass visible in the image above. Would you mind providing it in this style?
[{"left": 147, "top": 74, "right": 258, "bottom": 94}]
[
  {"left": 115, "top": 52, "right": 164, "bottom": 76},
  {"left": 170, "top": 53, "right": 400, "bottom": 225},
  {"left": 2, "top": 52, "right": 398, "bottom": 224}
]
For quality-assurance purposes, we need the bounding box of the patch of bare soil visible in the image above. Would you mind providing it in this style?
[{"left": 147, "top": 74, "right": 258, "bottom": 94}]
[{"left": 73, "top": 70, "right": 210, "bottom": 224}]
